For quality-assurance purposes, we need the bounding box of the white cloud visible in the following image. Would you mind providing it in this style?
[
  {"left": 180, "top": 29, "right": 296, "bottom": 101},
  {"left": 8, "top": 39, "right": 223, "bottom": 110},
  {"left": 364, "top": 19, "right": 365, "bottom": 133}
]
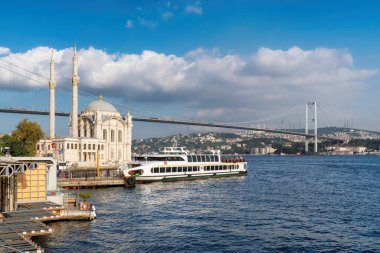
[
  {"left": 0, "top": 46, "right": 377, "bottom": 126},
  {"left": 137, "top": 17, "right": 158, "bottom": 28},
  {"left": 185, "top": 1, "right": 203, "bottom": 14},
  {"left": 126, "top": 20, "right": 134, "bottom": 29},
  {"left": 162, "top": 11, "right": 173, "bottom": 20},
  {"left": 0, "top": 47, "right": 10, "bottom": 55}
]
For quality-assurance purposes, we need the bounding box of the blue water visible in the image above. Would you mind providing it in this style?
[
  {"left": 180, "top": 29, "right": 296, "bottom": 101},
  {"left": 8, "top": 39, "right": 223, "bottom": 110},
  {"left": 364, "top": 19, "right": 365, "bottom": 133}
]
[{"left": 40, "top": 156, "right": 380, "bottom": 252}]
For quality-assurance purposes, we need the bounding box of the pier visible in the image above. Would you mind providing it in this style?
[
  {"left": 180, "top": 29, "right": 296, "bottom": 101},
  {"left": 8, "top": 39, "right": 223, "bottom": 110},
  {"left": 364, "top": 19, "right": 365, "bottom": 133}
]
[
  {"left": 0, "top": 201, "right": 95, "bottom": 253},
  {"left": 0, "top": 159, "right": 96, "bottom": 252},
  {"left": 57, "top": 169, "right": 126, "bottom": 188}
]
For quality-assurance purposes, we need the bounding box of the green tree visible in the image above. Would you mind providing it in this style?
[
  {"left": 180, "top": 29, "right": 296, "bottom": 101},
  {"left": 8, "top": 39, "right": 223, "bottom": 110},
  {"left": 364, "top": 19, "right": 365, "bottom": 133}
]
[{"left": 10, "top": 119, "right": 44, "bottom": 156}]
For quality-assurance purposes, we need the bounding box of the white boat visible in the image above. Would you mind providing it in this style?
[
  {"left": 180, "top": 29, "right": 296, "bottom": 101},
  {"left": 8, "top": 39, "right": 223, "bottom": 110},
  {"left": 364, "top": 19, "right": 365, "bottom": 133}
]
[{"left": 120, "top": 147, "right": 248, "bottom": 185}]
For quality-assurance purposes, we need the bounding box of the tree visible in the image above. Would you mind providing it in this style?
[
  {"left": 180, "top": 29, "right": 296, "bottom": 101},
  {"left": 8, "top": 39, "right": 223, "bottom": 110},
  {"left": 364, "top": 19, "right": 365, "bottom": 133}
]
[{"left": 10, "top": 119, "right": 44, "bottom": 156}]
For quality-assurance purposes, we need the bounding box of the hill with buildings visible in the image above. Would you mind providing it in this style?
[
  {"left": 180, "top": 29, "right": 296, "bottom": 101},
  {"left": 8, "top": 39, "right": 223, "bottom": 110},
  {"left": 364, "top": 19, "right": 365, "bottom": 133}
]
[{"left": 132, "top": 127, "right": 380, "bottom": 155}]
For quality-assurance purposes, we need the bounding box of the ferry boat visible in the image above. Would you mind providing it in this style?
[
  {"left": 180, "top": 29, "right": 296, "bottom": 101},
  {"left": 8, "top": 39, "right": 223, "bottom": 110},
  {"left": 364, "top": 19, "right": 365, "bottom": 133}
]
[{"left": 120, "top": 147, "right": 248, "bottom": 185}]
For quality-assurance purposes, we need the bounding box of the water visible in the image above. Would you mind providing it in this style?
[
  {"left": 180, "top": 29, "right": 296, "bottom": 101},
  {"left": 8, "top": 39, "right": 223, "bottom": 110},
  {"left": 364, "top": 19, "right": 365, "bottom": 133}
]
[{"left": 39, "top": 156, "right": 380, "bottom": 252}]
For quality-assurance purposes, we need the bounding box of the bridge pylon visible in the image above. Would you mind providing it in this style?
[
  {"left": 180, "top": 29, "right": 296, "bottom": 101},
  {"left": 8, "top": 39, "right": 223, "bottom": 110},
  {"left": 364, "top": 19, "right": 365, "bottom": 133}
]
[{"left": 305, "top": 102, "right": 318, "bottom": 154}]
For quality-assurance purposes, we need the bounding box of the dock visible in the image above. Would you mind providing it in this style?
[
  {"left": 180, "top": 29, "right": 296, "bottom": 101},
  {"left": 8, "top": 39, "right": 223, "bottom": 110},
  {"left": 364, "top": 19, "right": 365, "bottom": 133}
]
[
  {"left": 57, "top": 170, "right": 126, "bottom": 188},
  {"left": 58, "top": 177, "right": 125, "bottom": 188},
  {"left": 1, "top": 201, "right": 95, "bottom": 252}
]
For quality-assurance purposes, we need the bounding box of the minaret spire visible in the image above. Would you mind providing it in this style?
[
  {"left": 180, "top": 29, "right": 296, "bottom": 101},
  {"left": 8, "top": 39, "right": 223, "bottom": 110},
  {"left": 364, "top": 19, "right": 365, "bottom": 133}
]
[
  {"left": 49, "top": 50, "right": 56, "bottom": 139},
  {"left": 71, "top": 46, "right": 79, "bottom": 137}
]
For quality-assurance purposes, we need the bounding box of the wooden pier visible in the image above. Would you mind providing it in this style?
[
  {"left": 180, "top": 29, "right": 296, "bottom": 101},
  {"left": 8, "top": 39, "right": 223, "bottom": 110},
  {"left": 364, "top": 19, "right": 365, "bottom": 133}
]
[
  {"left": 1, "top": 201, "right": 95, "bottom": 252},
  {"left": 57, "top": 177, "right": 125, "bottom": 188},
  {"left": 57, "top": 170, "right": 126, "bottom": 188}
]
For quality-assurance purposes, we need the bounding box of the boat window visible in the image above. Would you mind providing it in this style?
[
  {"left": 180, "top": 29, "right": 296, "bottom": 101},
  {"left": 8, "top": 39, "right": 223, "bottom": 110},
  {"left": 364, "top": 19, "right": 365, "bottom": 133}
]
[
  {"left": 154, "top": 167, "right": 159, "bottom": 173},
  {"left": 205, "top": 166, "right": 209, "bottom": 171},
  {"left": 178, "top": 167, "right": 183, "bottom": 172},
  {"left": 195, "top": 155, "right": 200, "bottom": 162},
  {"left": 193, "top": 166, "right": 198, "bottom": 171},
  {"left": 187, "top": 167, "right": 192, "bottom": 172},
  {"left": 215, "top": 156, "right": 219, "bottom": 162},
  {"left": 187, "top": 156, "right": 192, "bottom": 162},
  {"left": 200, "top": 156, "right": 205, "bottom": 162},
  {"left": 172, "top": 167, "right": 177, "bottom": 172},
  {"left": 191, "top": 155, "right": 196, "bottom": 162},
  {"left": 183, "top": 167, "right": 187, "bottom": 172},
  {"left": 160, "top": 167, "right": 165, "bottom": 173},
  {"left": 166, "top": 167, "right": 171, "bottom": 173},
  {"left": 210, "top": 156, "right": 214, "bottom": 162},
  {"left": 206, "top": 156, "right": 210, "bottom": 162}
]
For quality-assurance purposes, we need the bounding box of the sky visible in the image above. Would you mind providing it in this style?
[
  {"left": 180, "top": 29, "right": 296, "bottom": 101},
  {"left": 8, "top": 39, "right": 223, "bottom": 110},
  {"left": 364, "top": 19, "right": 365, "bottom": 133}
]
[{"left": 0, "top": 0, "right": 380, "bottom": 138}]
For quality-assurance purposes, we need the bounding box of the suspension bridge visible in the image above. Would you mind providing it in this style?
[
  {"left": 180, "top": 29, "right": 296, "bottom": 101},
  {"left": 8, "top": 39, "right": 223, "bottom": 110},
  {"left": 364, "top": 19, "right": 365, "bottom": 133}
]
[
  {"left": 0, "top": 53, "right": 342, "bottom": 154},
  {"left": 0, "top": 102, "right": 341, "bottom": 152}
]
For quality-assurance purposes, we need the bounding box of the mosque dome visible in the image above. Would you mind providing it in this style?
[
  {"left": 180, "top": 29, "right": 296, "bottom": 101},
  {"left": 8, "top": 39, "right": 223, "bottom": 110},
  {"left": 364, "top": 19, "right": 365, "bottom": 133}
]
[{"left": 85, "top": 96, "right": 118, "bottom": 113}]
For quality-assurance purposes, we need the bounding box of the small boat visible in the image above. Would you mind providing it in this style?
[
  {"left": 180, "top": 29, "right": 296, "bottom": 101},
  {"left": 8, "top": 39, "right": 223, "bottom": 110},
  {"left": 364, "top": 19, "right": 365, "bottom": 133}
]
[{"left": 119, "top": 147, "right": 248, "bottom": 185}]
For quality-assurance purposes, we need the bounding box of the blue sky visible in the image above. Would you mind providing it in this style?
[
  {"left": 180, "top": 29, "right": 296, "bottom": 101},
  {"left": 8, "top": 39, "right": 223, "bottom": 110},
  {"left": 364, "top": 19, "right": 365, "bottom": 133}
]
[{"left": 0, "top": 0, "right": 380, "bottom": 138}]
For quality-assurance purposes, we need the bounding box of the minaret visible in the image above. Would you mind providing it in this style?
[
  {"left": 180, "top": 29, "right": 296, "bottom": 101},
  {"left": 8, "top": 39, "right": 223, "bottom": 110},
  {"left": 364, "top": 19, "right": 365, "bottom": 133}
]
[
  {"left": 126, "top": 112, "right": 133, "bottom": 162},
  {"left": 49, "top": 50, "right": 56, "bottom": 139},
  {"left": 71, "top": 46, "right": 79, "bottom": 137}
]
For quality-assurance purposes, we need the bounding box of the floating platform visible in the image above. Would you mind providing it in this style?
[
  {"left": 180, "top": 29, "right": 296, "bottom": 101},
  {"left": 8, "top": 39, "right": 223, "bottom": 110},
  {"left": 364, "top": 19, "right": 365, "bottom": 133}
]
[
  {"left": 0, "top": 201, "right": 95, "bottom": 252},
  {"left": 58, "top": 177, "right": 125, "bottom": 188}
]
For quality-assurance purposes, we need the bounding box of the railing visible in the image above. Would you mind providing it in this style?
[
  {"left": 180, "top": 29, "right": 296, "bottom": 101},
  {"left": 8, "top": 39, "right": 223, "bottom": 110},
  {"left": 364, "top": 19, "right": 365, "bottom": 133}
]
[{"left": 57, "top": 170, "right": 123, "bottom": 181}]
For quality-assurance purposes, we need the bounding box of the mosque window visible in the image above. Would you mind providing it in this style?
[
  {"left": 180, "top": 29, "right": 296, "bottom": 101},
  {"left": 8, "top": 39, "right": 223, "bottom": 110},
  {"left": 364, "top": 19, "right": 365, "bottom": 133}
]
[
  {"left": 98, "top": 144, "right": 100, "bottom": 150},
  {"left": 84, "top": 144, "right": 86, "bottom": 150},
  {"left": 93, "top": 144, "right": 95, "bottom": 150},
  {"left": 84, "top": 129, "right": 87, "bottom": 137},
  {"left": 101, "top": 145, "right": 104, "bottom": 150},
  {"left": 71, "top": 143, "right": 74, "bottom": 149},
  {"left": 91, "top": 129, "right": 94, "bottom": 138},
  {"left": 103, "top": 130, "right": 107, "bottom": 140},
  {"left": 75, "top": 144, "right": 77, "bottom": 149},
  {"left": 111, "top": 130, "right": 115, "bottom": 142},
  {"left": 118, "top": 130, "right": 122, "bottom": 142},
  {"left": 78, "top": 129, "right": 81, "bottom": 137},
  {"left": 37, "top": 145, "right": 40, "bottom": 150},
  {"left": 67, "top": 143, "right": 70, "bottom": 149}
]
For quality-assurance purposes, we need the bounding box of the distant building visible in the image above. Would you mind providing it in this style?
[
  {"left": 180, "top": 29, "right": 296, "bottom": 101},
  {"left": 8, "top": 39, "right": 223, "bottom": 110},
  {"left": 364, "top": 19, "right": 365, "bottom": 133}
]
[
  {"left": 251, "top": 146, "right": 276, "bottom": 155},
  {"left": 330, "top": 146, "right": 366, "bottom": 155}
]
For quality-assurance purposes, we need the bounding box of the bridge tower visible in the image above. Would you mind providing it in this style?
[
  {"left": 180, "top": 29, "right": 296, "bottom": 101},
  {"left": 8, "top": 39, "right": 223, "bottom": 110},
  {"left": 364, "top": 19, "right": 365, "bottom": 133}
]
[{"left": 305, "top": 102, "right": 318, "bottom": 153}]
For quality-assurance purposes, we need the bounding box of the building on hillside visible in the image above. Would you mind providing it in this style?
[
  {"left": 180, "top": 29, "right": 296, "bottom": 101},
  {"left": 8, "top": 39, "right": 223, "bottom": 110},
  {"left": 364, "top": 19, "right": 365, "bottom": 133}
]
[
  {"left": 251, "top": 146, "right": 276, "bottom": 155},
  {"left": 36, "top": 48, "right": 133, "bottom": 168},
  {"left": 331, "top": 146, "right": 367, "bottom": 155}
]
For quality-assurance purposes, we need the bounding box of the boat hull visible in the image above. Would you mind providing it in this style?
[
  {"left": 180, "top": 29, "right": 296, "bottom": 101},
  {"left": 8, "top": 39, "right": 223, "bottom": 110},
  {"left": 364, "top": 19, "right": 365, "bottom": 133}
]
[{"left": 132, "top": 171, "right": 248, "bottom": 183}]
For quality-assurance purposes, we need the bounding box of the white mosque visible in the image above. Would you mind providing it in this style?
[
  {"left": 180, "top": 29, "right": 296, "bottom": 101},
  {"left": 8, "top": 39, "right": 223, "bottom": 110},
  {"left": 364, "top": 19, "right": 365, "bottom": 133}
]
[{"left": 36, "top": 48, "right": 133, "bottom": 168}]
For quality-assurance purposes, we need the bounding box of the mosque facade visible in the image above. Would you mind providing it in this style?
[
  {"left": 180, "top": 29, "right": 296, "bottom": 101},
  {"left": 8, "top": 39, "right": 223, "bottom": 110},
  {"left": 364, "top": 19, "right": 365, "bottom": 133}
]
[{"left": 36, "top": 48, "right": 133, "bottom": 168}]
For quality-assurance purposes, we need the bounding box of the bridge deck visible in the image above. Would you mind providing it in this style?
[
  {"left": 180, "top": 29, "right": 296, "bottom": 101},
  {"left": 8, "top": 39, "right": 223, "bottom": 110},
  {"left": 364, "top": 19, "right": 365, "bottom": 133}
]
[{"left": 0, "top": 108, "right": 341, "bottom": 141}]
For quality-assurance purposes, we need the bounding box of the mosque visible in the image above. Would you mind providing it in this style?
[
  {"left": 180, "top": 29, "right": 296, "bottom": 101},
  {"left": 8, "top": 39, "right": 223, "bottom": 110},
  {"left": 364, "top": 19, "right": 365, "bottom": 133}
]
[{"left": 36, "top": 48, "right": 133, "bottom": 168}]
